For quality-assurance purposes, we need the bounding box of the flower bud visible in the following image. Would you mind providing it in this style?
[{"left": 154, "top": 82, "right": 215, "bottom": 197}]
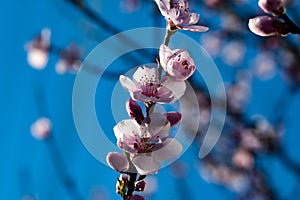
[
  {"left": 165, "top": 112, "right": 182, "bottom": 127},
  {"left": 116, "top": 174, "right": 129, "bottom": 195},
  {"left": 128, "top": 194, "right": 145, "bottom": 200},
  {"left": 248, "top": 15, "right": 289, "bottom": 37},
  {"left": 134, "top": 180, "right": 146, "bottom": 192},
  {"left": 126, "top": 99, "right": 144, "bottom": 124},
  {"left": 258, "top": 0, "right": 285, "bottom": 16},
  {"left": 30, "top": 117, "right": 51, "bottom": 140},
  {"left": 106, "top": 152, "right": 129, "bottom": 172}
]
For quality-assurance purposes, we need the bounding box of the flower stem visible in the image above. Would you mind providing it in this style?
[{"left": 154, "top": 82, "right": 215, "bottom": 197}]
[
  {"left": 281, "top": 14, "right": 300, "bottom": 34},
  {"left": 126, "top": 173, "right": 137, "bottom": 198}
]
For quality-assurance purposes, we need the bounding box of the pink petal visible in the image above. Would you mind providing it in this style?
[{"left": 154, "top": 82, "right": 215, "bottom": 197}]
[
  {"left": 159, "top": 44, "right": 173, "bottom": 72},
  {"left": 132, "top": 155, "right": 160, "bottom": 175},
  {"left": 180, "top": 25, "right": 209, "bottom": 32},
  {"left": 133, "top": 66, "right": 159, "bottom": 85},
  {"left": 165, "top": 112, "right": 182, "bottom": 127},
  {"left": 161, "top": 76, "right": 186, "bottom": 101},
  {"left": 258, "top": 0, "right": 285, "bottom": 16},
  {"left": 113, "top": 119, "right": 141, "bottom": 140},
  {"left": 106, "top": 152, "right": 129, "bottom": 172},
  {"left": 153, "top": 0, "right": 170, "bottom": 17},
  {"left": 152, "top": 138, "right": 182, "bottom": 162},
  {"left": 119, "top": 75, "right": 137, "bottom": 93}
]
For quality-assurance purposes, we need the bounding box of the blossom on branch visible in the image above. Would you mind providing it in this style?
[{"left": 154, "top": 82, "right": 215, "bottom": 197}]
[
  {"left": 120, "top": 66, "right": 186, "bottom": 104},
  {"left": 113, "top": 112, "right": 182, "bottom": 175},
  {"left": 153, "top": 0, "right": 208, "bottom": 32},
  {"left": 159, "top": 44, "right": 196, "bottom": 80}
]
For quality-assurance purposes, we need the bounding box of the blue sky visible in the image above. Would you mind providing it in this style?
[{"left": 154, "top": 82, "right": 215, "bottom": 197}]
[{"left": 1, "top": 0, "right": 300, "bottom": 199}]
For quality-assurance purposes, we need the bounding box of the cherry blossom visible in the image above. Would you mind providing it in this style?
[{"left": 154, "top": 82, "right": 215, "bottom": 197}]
[
  {"left": 153, "top": 0, "right": 208, "bottom": 32},
  {"left": 120, "top": 66, "right": 186, "bottom": 104},
  {"left": 25, "top": 28, "right": 51, "bottom": 69},
  {"left": 159, "top": 44, "right": 196, "bottom": 80},
  {"left": 113, "top": 112, "right": 182, "bottom": 175},
  {"left": 30, "top": 117, "right": 51, "bottom": 140}
]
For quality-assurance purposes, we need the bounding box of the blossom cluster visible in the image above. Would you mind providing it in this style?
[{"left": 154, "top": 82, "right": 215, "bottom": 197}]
[{"left": 106, "top": 0, "right": 208, "bottom": 199}]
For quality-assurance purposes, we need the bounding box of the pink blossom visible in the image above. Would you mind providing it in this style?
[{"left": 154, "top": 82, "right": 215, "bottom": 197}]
[
  {"left": 248, "top": 15, "right": 288, "bottom": 37},
  {"left": 30, "top": 117, "right": 51, "bottom": 140},
  {"left": 106, "top": 152, "right": 129, "bottom": 172},
  {"left": 25, "top": 28, "right": 51, "bottom": 69},
  {"left": 55, "top": 43, "right": 82, "bottom": 74},
  {"left": 113, "top": 113, "right": 182, "bottom": 175},
  {"left": 153, "top": 0, "right": 208, "bottom": 32},
  {"left": 120, "top": 66, "right": 186, "bottom": 104},
  {"left": 159, "top": 44, "right": 196, "bottom": 80},
  {"left": 258, "top": 0, "right": 285, "bottom": 16}
]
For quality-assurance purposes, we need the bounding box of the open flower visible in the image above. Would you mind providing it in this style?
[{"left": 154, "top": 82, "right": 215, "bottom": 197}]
[
  {"left": 114, "top": 112, "right": 182, "bottom": 175},
  {"left": 159, "top": 44, "right": 196, "bottom": 80},
  {"left": 120, "top": 66, "right": 186, "bottom": 104},
  {"left": 153, "top": 0, "right": 208, "bottom": 32},
  {"left": 25, "top": 28, "right": 51, "bottom": 69}
]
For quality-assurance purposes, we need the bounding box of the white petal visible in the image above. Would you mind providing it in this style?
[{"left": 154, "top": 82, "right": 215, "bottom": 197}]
[
  {"left": 132, "top": 155, "right": 160, "bottom": 175},
  {"left": 113, "top": 119, "right": 141, "bottom": 140},
  {"left": 153, "top": 0, "right": 170, "bottom": 17},
  {"left": 161, "top": 76, "right": 186, "bottom": 101},
  {"left": 180, "top": 25, "right": 209, "bottom": 32},
  {"left": 133, "top": 66, "right": 159, "bottom": 85},
  {"left": 159, "top": 44, "right": 172, "bottom": 72},
  {"left": 119, "top": 75, "right": 137, "bottom": 93},
  {"left": 152, "top": 138, "right": 182, "bottom": 162},
  {"left": 148, "top": 112, "right": 168, "bottom": 135}
]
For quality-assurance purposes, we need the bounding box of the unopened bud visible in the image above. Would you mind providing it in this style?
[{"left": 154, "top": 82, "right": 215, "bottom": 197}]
[
  {"left": 106, "top": 152, "right": 129, "bottom": 172},
  {"left": 248, "top": 15, "right": 288, "bottom": 37},
  {"left": 126, "top": 99, "right": 144, "bottom": 124},
  {"left": 135, "top": 180, "right": 146, "bottom": 192},
  {"left": 258, "top": 0, "right": 285, "bottom": 16}
]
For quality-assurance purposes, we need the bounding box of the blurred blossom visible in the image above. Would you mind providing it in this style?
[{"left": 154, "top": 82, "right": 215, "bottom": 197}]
[
  {"left": 227, "top": 80, "right": 251, "bottom": 112},
  {"left": 232, "top": 148, "right": 254, "bottom": 170},
  {"left": 221, "top": 40, "right": 246, "bottom": 67},
  {"left": 248, "top": 16, "right": 288, "bottom": 37},
  {"left": 89, "top": 185, "right": 110, "bottom": 200},
  {"left": 203, "top": 0, "right": 226, "bottom": 8},
  {"left": 226, "top": 172, "right": 250, "bottom": 193},
  {"left": 200, "top": 31, "right": 223, "bottom": 57},
  {"left": 258, "top": 0, "right": 285, "bottom": 16},
  {"left": 252, "top": 115, "right": 275, "bottom": 136},
  {"left": 252, "top": 52, "right": 276, "bottom": 80},
  {"left": 55, "top": 43, "right": 81, "bottom": 74},
  {"left": 120, "top": 0, "right": 141, "bottom": 13},
  {"left": 25, "top": 28, "right": 51, "bottom": 69},
  {"left": 30, "top": 117, "right": 51, "bottom": 140},
  {"left": 241, "top": 129, "right": 263, "bottom": 151},
  {"left": 221, "top": 13, "right": 242, "bottom": 32}
]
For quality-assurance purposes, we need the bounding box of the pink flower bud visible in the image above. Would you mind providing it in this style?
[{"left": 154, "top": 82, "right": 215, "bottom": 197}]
[
  {"left": 128, "top": 194, "right": 145, "bottom": 200},
  {"left": 258, "top": 0, "right": 285, "bottom": 16},
  {"left": 30, "top": 117, "right": 51, "bottom": 140},
  {"left": 135, "top": 180, "right": 146, "bottom": 192},
  {"left": 106, "top": 152, "right": 129, "bottom": 172},
  {"left": 126, "top": 99, "right": 144, "bottom": 124},
  {"left": 165, "top": 112, "right": 182, "bottom": 127},
  {"left": 248, "top": 15, "right": 288, "bottom": 37}
]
